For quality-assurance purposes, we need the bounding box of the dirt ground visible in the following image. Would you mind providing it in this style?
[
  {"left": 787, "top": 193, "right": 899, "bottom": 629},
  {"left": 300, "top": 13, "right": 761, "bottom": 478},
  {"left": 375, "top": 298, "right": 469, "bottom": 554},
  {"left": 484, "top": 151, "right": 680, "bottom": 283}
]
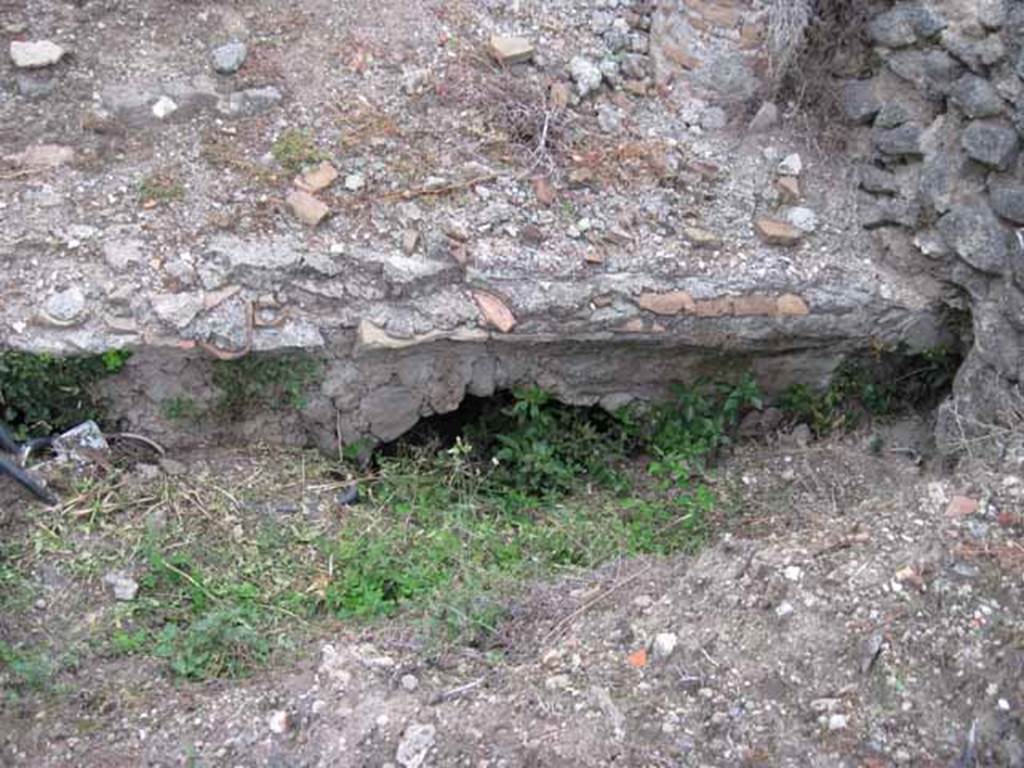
[{"left": 1, "top": 421, "right": 1023, "bottom": 767}]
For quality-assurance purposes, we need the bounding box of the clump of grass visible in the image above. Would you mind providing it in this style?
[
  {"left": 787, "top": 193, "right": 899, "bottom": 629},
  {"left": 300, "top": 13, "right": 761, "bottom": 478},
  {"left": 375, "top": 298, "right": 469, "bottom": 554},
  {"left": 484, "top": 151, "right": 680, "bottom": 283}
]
[
  {"left": 0, "top": 349, "right": 131, "bottom": 439},
  {"left": 3, "top": 377, "right": 761, "bottom": 683},
  {"left": 320, "top": 436, "right": 716, "bottom": 646},
  {"left": 779, "top": 344, "right": 961, "bottom": 435},
  {"left": 0, "top": 542, "right": 33, "bottom": 616},
  {"left": 271, "top": 129, "right": 327, "bottom": 173},
  {"left": 155, "top": 352, "right": 323, "bottom": 426},
  {"left": 160, "top": 395, "right": 203, "bottom": 422},
  {"left": 0, "top": 638, "right": 68, "bottom": 700},
  {"left": 211, "top": 351, "right": 323, "bottom": 416},
  {"left": 106, "top": 518, "right": 322, "bottom": 680},
  {"left": 321, "top": 376, "right": 762, "bottom": 644},
  {"left": 138, "top": 173, "right": 185, "bottom": 204}
]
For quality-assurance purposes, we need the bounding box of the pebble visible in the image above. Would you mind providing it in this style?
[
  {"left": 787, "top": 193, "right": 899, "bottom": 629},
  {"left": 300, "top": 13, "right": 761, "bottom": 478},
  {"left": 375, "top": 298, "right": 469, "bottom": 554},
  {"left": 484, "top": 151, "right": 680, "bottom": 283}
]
[
  {"left": 783, "top": 565, "right": 803, "bottom": 582},
  {"left": 569, "top": 56, "right": 603, "bottom": 97},
  {"left": 401, "top": 228, "right": 420, "bottom": 255},
  {"left": 103, "top": 571, "right": 139, "bottom": 601},
  {"left": 472, "top": 290, "right": 516, "bottom": 333},
  {"left": 296, "top": 161, "right": 339, "bottom": 192},
  {"left": 211, "top": 41, "right": 247, "bottom": 74},
  {"left": 10, "top": 40, "right": 65, "bottom": 68},
  {"left": 651, "top": 632, "right": 678, "bottom": 660},
  {"left": 597, "top": 103, "right": 622, "bottom": 133},
  {"left": 778, "top": 153, "right": 803, "bottom": 176},
  {"left": 219, "top": 85, "right": 282, "bottom": 116},
  {"left": 400, "top": 674, "right": 419, "bottom": 692},
  {"left": 287, "top": 189, "right": 330, "bottom": 226},
  {"left": 784, "top": 206, "right": 818, "bottom": 233},
  {"left": 775, "top": 601, "right": 794, "bottom": 617},
  {"left": 777, "top": 175, "right": 801, "bottom": 203},
  {"left": 489, "top": 35, "right": 534, "bottom": 65},
  {"left": 42, "top": 287, "right": 87, "bottom": 326},
  {"left": 395, "top": 723, "right": 435, "bottom": 768},
  {"left": 827, "top": 714, "right": 849, "bottom": 731},
  {"left": 267, "top": 710, "right": 289, "bottom": 734},
  {"left": 344, "top": 173, "right": 366, "bottom": 191},
  {"left": 151, "top": 96, "right": 178, "bottom": 119},
  {"left": 151, "top": 293, "right": 204, "bottom": 330},
  {"left": 754, "top": 217, "right": 803, "bottom": 246},
  {"left": 748, "top": 101, "right": 779, "bottom": 132}
]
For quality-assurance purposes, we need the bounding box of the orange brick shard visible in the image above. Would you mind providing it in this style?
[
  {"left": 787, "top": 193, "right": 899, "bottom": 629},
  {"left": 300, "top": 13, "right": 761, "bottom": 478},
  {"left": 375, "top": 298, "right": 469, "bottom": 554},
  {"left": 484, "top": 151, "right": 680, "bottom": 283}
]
[
  {"left": 472, "top": 290, "right": 516, "bottom": 333},
  {"left": 638, "top": 290, "right": 696, "bottom": 315}
]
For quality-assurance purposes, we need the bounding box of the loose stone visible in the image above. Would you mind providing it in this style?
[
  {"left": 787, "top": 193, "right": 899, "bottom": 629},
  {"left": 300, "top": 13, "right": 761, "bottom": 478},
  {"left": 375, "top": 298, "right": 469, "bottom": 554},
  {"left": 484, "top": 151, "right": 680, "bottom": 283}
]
[{"left": 10, "top": 40, "right": 65, "bottom": 68}]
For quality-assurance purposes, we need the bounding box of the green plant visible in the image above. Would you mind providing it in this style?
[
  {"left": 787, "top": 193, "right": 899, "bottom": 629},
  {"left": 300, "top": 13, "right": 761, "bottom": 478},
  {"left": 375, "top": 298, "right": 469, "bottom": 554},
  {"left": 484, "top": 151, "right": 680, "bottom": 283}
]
[
  {"left": 271, "top": 129, "right": 327, "bottom": 173},
  {"left": 462, "top": 386, "right": 630, "bottom": 498},
  {"left": 0, "top": 375, "right": 763, "bottom": 684},
  {"left": 0, "top": 641, "right": 54, "bottom": 696},
  {"left": 0, "top": 350, "right": 132, "bottom": 438},
  {"left": 101, "top": 349, "right": 132, "bottom": 373},
  {"left": 126, "top": 538, "right": 298, "bottom": 680},
  {"left": 153, "top": 605, "right": 270, "bottom": 680},
  {"left": 138, "top": 174, "right": 185, "bottom": 204},
  {"left": 110, "top": 629, "right": 149, "bottom": 656},
  {"left": 778, "top": 344, "right": 962, "bottom": 436},
  {"left": 160, "top": 395, "right": 203, "bottom": 422},
  {"left": 0, "top": 543, "right": 32, "bottom": 615},
  {"left": 320, "top": 377, "right": 761, "bottom": 644},
  {"left": 211, "top": 351, "right": 322, "bottom": 416},
  {"left": 645, "top": 375, "right": 762, "bottom": 489}
]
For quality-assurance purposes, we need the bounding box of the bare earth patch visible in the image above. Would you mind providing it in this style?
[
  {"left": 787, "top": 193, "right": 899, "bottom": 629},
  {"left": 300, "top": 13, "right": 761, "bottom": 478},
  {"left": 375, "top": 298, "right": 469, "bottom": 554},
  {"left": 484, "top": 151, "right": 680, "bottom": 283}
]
[{"left": 1, "top": 429, "right": 1022, "bottom": 766}]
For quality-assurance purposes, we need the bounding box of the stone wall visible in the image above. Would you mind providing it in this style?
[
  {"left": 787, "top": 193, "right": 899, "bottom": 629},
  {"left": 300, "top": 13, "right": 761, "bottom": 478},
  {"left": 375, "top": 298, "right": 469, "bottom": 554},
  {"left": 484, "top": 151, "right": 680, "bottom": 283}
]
[
  {"left": 831, "top": 0, "right": 1023, "bottom": 464},
  {"left": 9, "top": 0, "right": 1013, "bottom": 457},
  {"left": 651, "top": 0, "right": 769, "bottom": 120}
]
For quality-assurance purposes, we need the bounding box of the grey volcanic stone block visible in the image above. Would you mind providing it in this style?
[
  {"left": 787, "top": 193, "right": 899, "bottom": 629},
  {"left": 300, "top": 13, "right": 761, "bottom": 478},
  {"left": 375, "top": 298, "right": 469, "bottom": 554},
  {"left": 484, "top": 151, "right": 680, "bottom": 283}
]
[
  {"left": 874, "top": 125, "right": 924, "bottom": 157},
  {"left": 950, "top": 74, "right": 1004, "bottom": 118},
  {"left": 990, "top": 182, "right": 1024, "bottom": 224},
  {"left": 212, "top": 41, "right": 247, "bottom": 75},
  {"left": 886, "top": 49, "right": 963, "bottom": 95},
  {"left": 865, "top": 3, "right": 949, "bottom": 56},
  {"left": 962, "top": 120, "right": 1019, "bottom": 170},
  {"left": 859, "top": 166, "right": 901, "bottom": 195},
  {"left": 938, "top": 204, "right": 1010, "bottom": 274},
  {"left": 841, "top": 80, "right": 882, "bottom": 125}
]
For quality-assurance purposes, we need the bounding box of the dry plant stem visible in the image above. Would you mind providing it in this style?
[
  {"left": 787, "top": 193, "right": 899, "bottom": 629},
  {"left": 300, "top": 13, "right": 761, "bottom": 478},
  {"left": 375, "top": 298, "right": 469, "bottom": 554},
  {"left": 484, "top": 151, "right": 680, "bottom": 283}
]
[
  {"left": 541, "top": 563, "right": 654, "bottom": 644},
  {"left": 429, "top": 675, "right": 487, "bottom": 705},
  {"left": 381, "top": 174, "right": 497, "bottom": 202}
]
